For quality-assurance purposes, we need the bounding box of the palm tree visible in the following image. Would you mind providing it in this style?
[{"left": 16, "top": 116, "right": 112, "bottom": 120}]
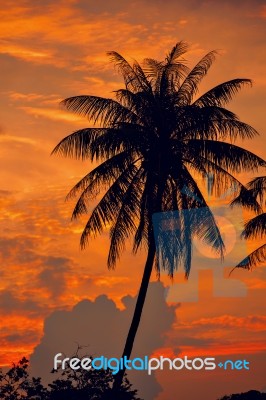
[
  {"left": 52, "top": 41, "right": 265, "bottom": 390},
  {"left": 231, "top": 176, "right": 266, "bottom": 270}
]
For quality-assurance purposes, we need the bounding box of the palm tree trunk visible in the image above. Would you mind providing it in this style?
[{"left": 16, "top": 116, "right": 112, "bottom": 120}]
[{"left": 112, "top": 235, "right": 156, "bottom": 391}]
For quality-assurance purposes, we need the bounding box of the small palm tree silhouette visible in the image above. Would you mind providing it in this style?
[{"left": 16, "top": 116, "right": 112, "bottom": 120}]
[
  {"left": 53, "top": 41, "right": 265, "bottom": 389},
  {"left": 231, "top": 176, "right": 266, "bottom": 270}
]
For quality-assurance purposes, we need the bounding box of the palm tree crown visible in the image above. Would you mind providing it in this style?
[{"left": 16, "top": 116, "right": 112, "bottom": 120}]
[{"left": 53, "top": 41, "right": 264, "bottom": 275}]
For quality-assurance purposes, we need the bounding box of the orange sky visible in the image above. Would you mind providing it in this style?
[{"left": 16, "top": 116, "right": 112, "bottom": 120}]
[{"left": 0, "top": 1, "right": 265, "bottom": 399}]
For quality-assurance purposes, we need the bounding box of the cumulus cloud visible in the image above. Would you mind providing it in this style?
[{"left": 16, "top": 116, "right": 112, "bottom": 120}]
[{"left": 30, "top": 282, "right": 176, "bottom": 400}]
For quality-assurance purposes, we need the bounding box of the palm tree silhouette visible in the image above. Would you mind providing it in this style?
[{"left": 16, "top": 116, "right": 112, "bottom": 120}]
[
  {"left": 231, "top": 176, "right": 266, "bottom": 270},
  {"left": 53, "top": 41, "right": 265, "bottom": 390}
]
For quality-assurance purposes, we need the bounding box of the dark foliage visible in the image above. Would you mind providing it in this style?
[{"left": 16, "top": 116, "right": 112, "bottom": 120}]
[
  {"left": 0, "top": 358, "right": 142, "bottom": 400},
  {"left": 219, "top": 390, "right": 266, "bottom": 400},
  {"left": 231, "top": 176, "right": 266, "bottom": 271}
]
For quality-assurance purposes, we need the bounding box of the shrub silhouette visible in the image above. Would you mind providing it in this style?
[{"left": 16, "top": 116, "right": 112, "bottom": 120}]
[
  {"left": 219, "top": 390, "right": 266, "bottom": 400},
  {"left": 0, "top": 357, "right": 142, "bottom": 400}
]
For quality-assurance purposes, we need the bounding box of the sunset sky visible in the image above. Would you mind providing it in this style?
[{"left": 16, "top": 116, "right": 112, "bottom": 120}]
[{"left": 0, "top": 1, "right": 266, "bottom": 399}]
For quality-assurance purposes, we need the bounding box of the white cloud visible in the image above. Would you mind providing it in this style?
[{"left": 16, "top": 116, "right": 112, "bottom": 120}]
[{"left": 30, "top": 282, "right": 176, "bottom": 400}]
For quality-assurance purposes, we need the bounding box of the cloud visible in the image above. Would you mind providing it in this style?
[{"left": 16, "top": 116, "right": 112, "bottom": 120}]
[
  {"left": 37, "top": 256, "right": 72, "bottom": 298},
  {"left": 3, "top": 332, "right": 39, "bottom": 344},
  {"left": 0, "top": 134, "right": 37, "bottom": 146},
  {"left": 0, "top": 233, "right": 76, "bottom": 367},
  {"left": 0, "top": 236, "right": 39, "bottom": 262},
  {"left": 0, "top": 42, "right": 53, "bottom": 63},
  {"left": 0, "top": 290, "right": 45, "bottom": 316},
  {"left": 30, "top": 282, "right": 176, "bottom": 400},
  {"left": 93, "top": 276, "right": 130, "bottom": 287},
  {"left": 0, "top": 235, "right": 74, "bottom": 302},
  {"left": 7, "top": 91, "right": 61, "bottom": 104},
  {"left": 189, "top": 315, "right": 266, "bottom": 331},
  {"left": 19, "top": 106, "right": 85, "bottom": 123},
  {"left": 0, "top": 189, "right": 13, "bottom": 196}
]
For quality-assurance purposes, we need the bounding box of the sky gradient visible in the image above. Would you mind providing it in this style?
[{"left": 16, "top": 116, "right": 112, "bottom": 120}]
[{"left": 0, "top": 1, "right": 265, "bottom": 399}]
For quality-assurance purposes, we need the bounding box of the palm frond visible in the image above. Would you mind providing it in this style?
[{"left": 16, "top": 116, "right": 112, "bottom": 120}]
[
  {"left": 108, "top": 168, "right": 145, "bottom": 268},
  {"left": 148, "top": 41, "right": 191, "bottom": 95},
  {"left": 184, "top": 155, "right": 244, "bottom": 199},
  {"left": 132, "top": 60, "right": 153, "bottom": 93},
  {"left": 66, "top": 152, "right": 137, "bottom": 220},
  {"left": 187, "top": 140, "right": 266, "bottom": 174},
  {"left": 80, "top": 164, "right": 141, "bottom": 247},
  {"left": 108, "top": 51, "right": 150, "bottom": 93},
  {"left": 87, "top": 125, "right": 147, "bottom": 161},
  {"left": 166, "top": 41, "right": 189, "bottom": 63},
  {"left": 154, "top": 167, "right": 225, "bottom": 277},
  {"left": 230, "top": 186, "right": 262, "bottom": 213},
  {"left": 133, "top": 174, "right": 156, "bottom": 253},
  {"left": 61, "top": 95, "right": 139, "bottom": 126},
  {"left": 247, "top": 176, "right": 266, "bottom": 191},
  {"left": 66, "top": 152, "right": 136, "bottom": 199},
  {"left": 52, "top": 124, "right": 147, "bottom": 163},
  {"left": 114, "top": 89, "right": 155, "bottom": 127},
  {"left": 193, "top": 79, "right": 252, "bottom": 107},
  {"left": 176, "top": 50, "right": 217, "bottom": 105},
  {"left": 142, "top": 58, "right": 164, "bottom": 83},
  {"left": 242, "top": 213, "right": 266, "bottom": 239},
  {"left": 232, "top": 243, "right": 266, "bottom": 271},
  {"left": 247, "top": 176, "right": 266, "bottom": 206},
  {"left": 172, "top": 106, "right": 258, "bottom": 141},
  {"left": 51, "top": 128, "right": 105, "bottom": 160},
  {"left": 160, "top": 63, "right": 189, "bottom": 95},
  {"left": 178, "top": 167, "right": 225, "bottom": 255}
]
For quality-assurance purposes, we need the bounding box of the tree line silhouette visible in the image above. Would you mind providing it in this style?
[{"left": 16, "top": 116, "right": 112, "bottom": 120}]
[
  {"left": 1, "top": 358, "right": 265, "bottom": 399},
  {"left": 0, "top": 357, "right": 141, "bottom": 400}
]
